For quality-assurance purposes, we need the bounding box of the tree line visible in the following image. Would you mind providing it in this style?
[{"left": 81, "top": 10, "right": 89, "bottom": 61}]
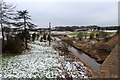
[{"left": 54, "top": 25, "right": 119, "bottom": 31}]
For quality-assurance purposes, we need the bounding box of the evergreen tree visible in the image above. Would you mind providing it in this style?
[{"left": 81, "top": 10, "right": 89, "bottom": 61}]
[
  {"left": 0, "top": 0, "right": 16, "bottom": 44},
  {"left": 14, "top": 10, "right": 37, "bottom": 49}
]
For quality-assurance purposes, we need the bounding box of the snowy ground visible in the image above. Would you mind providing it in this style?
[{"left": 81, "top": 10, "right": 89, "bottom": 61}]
[{"left": 0, "top": 40, "right": 90, "bottom": 79}]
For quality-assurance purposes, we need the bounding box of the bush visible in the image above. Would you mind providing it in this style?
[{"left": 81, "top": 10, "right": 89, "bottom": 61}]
[
  {"left": 77, "top": 32, "right": 84, "bottom": 40},
  {"left": 96, "top": 33, "right": 99, "bottom": 40},
  {"left": 47, "top": 35, "right": 51, "bottom": 41},
  {"left": 15, "top": 33, "right": 24, "bottom": 41},
  {"left": 98, "top": 31, "right": 108, "bottom": 38},
  {"left": 2, "top": 38, "right": 25, "bottom": 54},
  {"left": 84, "top": 32, "right": 88, "bottom": 39},
  {"left": 43, "top": 33, "right": 46, "bottom": 40},
  {"left": 40, "top": 37, "right": 43, "bottom": 42},
  {"left": 63, "top": 38, "right": 74, "bottom": 46},
  {"left": 89, "top": 33, "right": 94, "bottom": 40}
]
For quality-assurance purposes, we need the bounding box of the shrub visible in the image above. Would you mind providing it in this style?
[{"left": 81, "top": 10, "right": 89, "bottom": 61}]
[
  {"left": 40, "top": 37, "right": 43, "bottom": 42},
  {"left": 63, "top": 38, "right": 74, "bottom": 46},
  {"left": 98, "top": 31, "right": 108, "bottom": 38},
  {"left": 15, "top": 33, "right": 24, "bottom": 41},
  {"left": 77, "top": 32, "right": 84, "bottom": 40},
  {"left": 84, "top": 32, "right": 88, "bottom": 39},
  {"left": 47, "top": 35, "right": 51, "bottom": 41},
  {"left": 89, "top": 33, "right": 94, "bottom": 40},
  {"left": 96, "top": 33, "right": 99, "bottom": 40},
  {"left": 43, "top": 33, "right": 46, "bottom": 40},
  {"left": 2, "top": 38, "right": 25, "bottom": 54}
]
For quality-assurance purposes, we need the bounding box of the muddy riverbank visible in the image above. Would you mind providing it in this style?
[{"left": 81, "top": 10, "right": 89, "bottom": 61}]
[
  {"left": 54, "top": 34, "right": 119, "bottom": 78},
  {"left": 57, "top": 34, "right": 118, "bottom": 64},
  {"left": 53, "top": 45, "right": 93, "bottom": 78},
  {"left": 92, "top": 44, "right": 118, "bottom": 78},
  {"left": 52, "top": 37, "right": 94, "bottom": 77},
  {"left": 52, "top": 37, "right": 100, "bottom": 69}
]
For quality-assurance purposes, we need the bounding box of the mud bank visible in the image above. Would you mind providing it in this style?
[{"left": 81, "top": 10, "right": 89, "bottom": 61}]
[
  {"left": 92, "top": 44, "right": 118, "bottom": 78},
  {"left": 58, "top": 34, "right": 118, "bottom": 64}
]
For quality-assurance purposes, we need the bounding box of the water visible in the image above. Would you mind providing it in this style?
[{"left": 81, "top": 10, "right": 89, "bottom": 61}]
[
  {"left": 54, "top": 37, "right": 101, "bottom": 70},
  {"left": 68, "top": 46, "right": 100, "bottom": 70}
]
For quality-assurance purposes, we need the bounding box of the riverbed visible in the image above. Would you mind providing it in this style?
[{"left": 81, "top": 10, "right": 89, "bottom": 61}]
[{"left": 54, "top": 37, "right": 101, "bottom": 70}]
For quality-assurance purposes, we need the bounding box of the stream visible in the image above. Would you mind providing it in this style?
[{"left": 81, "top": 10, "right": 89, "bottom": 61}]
[
  {"left": 68, "top": 46, "right": 100, "bottom": 70},
  {"left": 54, "top": 37, "right": 101, "bottom": 70}
]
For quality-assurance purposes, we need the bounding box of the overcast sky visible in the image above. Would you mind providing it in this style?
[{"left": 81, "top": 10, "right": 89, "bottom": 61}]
[{"left": 4, "top": 0, "right": 119, "bottom": 28}]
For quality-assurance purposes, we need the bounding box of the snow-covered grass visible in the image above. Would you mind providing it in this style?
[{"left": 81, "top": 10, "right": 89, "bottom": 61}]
[
  {"left": 1, "top": 41, "right": 59, "bottom": 78},
  {"left": 0, "top": 40, "right": 90, "bottom": 79},
  {"left": 56, "top": 55, "right": 90, "bottom": 78}
]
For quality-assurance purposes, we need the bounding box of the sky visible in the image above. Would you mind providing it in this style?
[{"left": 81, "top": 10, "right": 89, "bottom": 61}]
[{"left": 4, "top": 0, "right": 119, "bottom": 28}]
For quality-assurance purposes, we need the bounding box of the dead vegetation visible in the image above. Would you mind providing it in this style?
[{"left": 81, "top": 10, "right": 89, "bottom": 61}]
[
  {"left": 2, "top": 38, "right": 25, "bottom": 55},
  {"left": 58, "top": 32, "right": 118, "bottom": 64}
]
